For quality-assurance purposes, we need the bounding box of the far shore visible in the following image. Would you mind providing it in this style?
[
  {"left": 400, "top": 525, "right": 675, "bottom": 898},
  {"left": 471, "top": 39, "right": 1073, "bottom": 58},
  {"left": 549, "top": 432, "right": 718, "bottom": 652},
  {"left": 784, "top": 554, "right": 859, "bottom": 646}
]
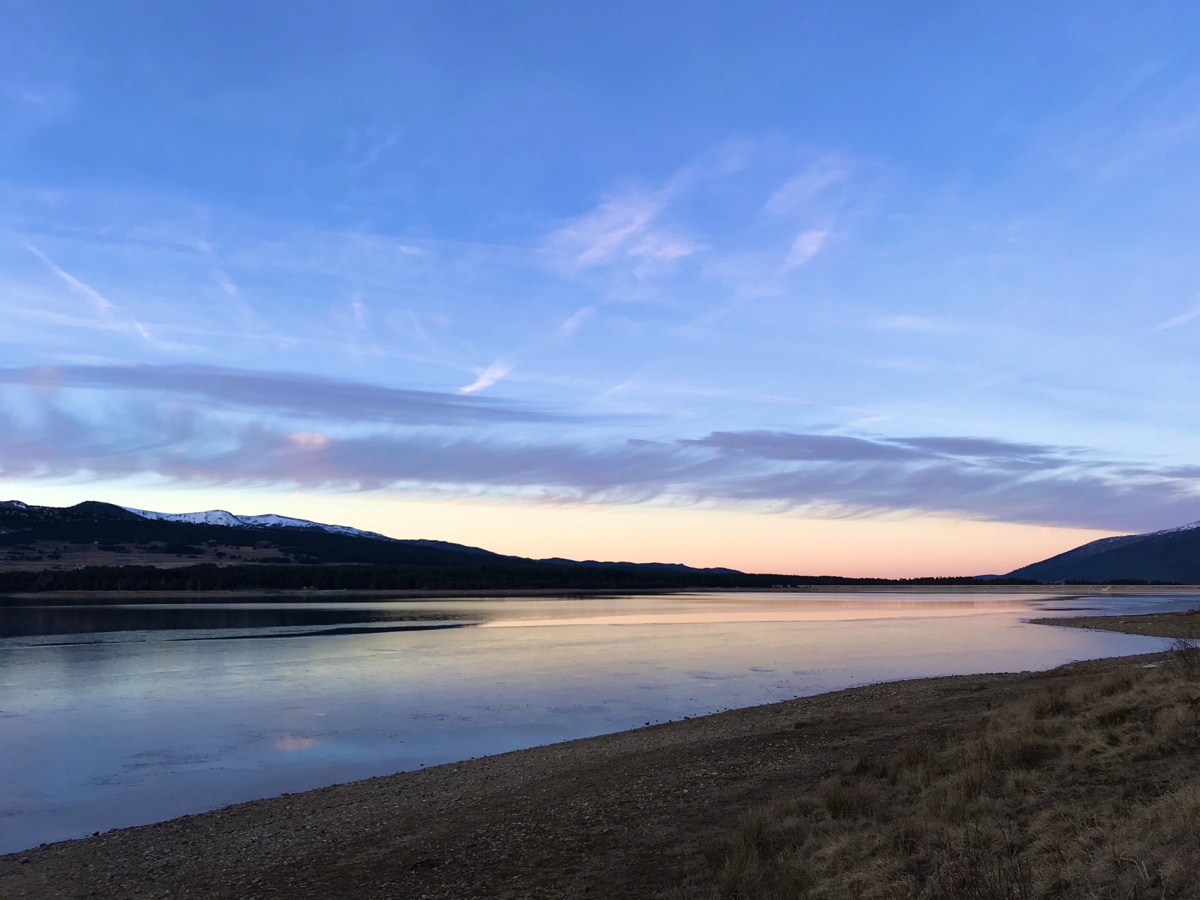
[
  {"left": 1, "top": 607, "right": 1197, "bottom": 899},
  {"left": 3, "top": 582, "right": 1199, "bottom": 605}
]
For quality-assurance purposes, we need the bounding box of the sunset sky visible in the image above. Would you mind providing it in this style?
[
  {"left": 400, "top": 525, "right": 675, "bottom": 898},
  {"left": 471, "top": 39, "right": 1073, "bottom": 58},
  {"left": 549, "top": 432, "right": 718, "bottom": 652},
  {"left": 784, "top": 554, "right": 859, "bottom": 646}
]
[{"left": 3, "top": 2, "right": 1200, "bottom": 576}]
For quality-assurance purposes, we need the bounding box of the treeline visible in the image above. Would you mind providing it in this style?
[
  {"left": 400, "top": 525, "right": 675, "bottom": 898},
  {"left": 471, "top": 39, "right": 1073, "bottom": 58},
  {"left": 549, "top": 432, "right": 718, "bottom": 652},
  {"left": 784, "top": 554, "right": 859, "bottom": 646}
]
[{"left": 0, "top": 564, "right": 1041, "bottom": 596}]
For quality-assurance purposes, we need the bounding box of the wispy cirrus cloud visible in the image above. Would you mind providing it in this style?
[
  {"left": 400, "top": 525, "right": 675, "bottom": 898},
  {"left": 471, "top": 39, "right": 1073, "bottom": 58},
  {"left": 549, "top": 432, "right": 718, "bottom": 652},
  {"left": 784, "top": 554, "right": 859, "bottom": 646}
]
[
  {"left": 23, "top": 242, "right": 156, "bottom": 343},
  {"left": 1155, "top": 302, "right": 1200, "bottom": 330},
  {"left": 627, "top": 231, "right": 698, "bottom": 266},
  {"left": 764, "top": 157, "right": 851, "bottom": 217},
  {"left": 687, "top": 431, "right": 921, "bottom": 462},
  {"left": 551, "top": 150, "right": 850, "bottom": 280},
  {"left": 551, "top": 192, "right": 669, "bottom": 267},
  {"left": 346, "top": 125, "right": 402, "bottom": 172},
  {"left": 0, "top": 364, "right": 557, "bottom": 425},
  {"left": 783, "top": 229, "right": 830, "bottom": 270},
  {"left": 895, "top": 436, "right": 1062, "bottom": 461},
  {"left": 557, "top": 306, "right": 595, "bottom": 339},
  {"left": 458, "top": 360, "right": 515, "bottom": 395},
  {"left": 548, "top": 190, "right": 701, "bottom": 275},
  {"left": 872, "top": 315, "right": 957, "bottom": 333},
  {"left": 24, "top": 242, "right": 113, "bottom": 314}
]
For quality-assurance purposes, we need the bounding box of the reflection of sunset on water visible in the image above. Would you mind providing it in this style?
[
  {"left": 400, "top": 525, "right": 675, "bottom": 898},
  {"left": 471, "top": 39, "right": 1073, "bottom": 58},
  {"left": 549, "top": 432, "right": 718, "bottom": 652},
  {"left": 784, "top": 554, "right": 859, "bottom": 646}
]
[
  {"left": 275, "top": 736, "right": 318, "bottom": 752},
  {"left": 480, "top": 598, "right": 1041, "bottom": 628}
]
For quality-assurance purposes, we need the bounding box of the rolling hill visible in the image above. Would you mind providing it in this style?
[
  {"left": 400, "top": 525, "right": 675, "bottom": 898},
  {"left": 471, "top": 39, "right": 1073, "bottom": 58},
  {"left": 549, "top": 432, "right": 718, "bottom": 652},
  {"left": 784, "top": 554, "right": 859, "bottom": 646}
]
[
  {"left": 0, "top": 499, "right": 521, "bottom": 569},
  {"left": 1007, "top": 521, "right": 1200, "bottom": 584}
]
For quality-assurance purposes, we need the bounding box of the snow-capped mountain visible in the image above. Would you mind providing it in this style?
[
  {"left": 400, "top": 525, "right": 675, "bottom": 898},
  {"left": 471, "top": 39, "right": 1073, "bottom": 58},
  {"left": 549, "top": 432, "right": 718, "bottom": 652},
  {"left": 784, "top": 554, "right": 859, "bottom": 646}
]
[
  {"left": 122, "top": 506, "right": 394, "bottom": 542},
  {"left": 1008, "top": 518, "right": 1200, "bottom": 583}
]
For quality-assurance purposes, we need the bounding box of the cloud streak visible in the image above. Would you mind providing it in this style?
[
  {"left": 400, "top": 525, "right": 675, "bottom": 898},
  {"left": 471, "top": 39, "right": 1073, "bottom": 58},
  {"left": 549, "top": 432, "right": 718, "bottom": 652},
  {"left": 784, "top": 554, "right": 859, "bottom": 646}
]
[
  {"left": 1155, "top": 302, "right": 1200, "bottom": 330},
  {"left": 459, "top": 360, "right": 515, "bottom": 395},
  {"left": 0, "top": 364, "right": 558, "bottom": 426},
  {"left": 553, "top": 192, "right": 667, "bottom": 267},
  {"left": 2, "top": 378, "right": 1197, "bottom": 533},
  {"left": 784, "top": 229, "right": 830, "bottom": 270},
  {"left": 548, "top": 181, "right": 699, "bottom": 275},
  {"left": 558, "top": 306, "right": 595, "bottom": 339},
  {"left": 24, "top": 242, "right": 114, "bottom": 314},
  {"left": 23, "top": 242, "right": 155, "bottom": 342},
  {"left": 764, "top": 157, "right": 850, "bottom": 217}
]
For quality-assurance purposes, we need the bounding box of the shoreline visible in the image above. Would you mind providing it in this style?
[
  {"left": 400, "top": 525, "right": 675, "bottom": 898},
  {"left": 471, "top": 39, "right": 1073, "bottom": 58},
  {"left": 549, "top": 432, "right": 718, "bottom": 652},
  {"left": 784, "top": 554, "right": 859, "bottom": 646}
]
[{"left": 1, "top": 610, "right": 1195, "bottom": 898}]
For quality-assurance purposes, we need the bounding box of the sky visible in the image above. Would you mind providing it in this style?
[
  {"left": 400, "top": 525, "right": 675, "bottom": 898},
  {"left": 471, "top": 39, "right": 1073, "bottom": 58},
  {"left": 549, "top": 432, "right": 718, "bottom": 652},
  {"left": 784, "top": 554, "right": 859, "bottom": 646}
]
[{"left": 3, "top": 1, "right": 1200, "bottom": 576}]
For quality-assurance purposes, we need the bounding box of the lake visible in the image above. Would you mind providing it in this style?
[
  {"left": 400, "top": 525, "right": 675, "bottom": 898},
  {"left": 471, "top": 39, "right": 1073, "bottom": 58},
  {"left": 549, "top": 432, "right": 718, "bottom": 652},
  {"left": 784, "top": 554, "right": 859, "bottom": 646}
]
[{"left": 0, "top": 590, "right": 1191, "bottom": 853}]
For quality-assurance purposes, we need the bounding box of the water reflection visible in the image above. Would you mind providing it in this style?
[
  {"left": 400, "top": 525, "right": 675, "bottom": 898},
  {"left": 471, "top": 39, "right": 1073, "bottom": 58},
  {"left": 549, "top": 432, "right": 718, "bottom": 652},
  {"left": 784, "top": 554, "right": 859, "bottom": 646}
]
[
  {"left": 0, "top": 603, "right": 479, "bottom": 641},
  {"left": 481, "top": 597, "right": 1040, "bottom": 628},
  {"left": 275, "top": 735, "right": 318, "bottom": 752},
  {"left": 4, "top": 592, "right": 1191, "bottom": 642},
  {"left": 0, "top": 590, "right": 1195, "bottom": 854}
]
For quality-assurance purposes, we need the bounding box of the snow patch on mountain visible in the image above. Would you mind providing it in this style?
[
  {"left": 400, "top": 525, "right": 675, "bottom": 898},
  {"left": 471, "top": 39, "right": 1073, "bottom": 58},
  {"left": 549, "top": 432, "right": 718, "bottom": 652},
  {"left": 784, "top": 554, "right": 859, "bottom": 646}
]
[
  {"left": 122, "top": 507, "right": 394, "bottom": 541},
  {"left": 1148, "top": 520, "right": 1200, "bottom": 537},
  {"left": 1058, "top": 520, "right": 1200, "bottom": 560}
]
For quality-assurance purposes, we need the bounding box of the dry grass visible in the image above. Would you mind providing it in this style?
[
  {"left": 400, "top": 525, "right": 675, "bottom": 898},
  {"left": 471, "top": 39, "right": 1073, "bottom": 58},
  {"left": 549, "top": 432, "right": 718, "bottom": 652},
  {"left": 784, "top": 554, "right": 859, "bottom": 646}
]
[
  {"left": 680, "top": 663, "right": 1200, "bottom": 900},
  {"left": 1165, "top": 637, "right": 1200, "bottom": 681}
]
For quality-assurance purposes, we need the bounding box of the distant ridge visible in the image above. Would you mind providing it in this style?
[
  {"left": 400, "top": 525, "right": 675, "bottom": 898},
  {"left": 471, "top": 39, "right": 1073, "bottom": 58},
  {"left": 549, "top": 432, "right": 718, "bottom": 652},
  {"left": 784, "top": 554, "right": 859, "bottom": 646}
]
[
  {"left": 1007, "top": 520, "right": 1200, "bottom": 584},
  {"left": 0, "top": 499, "right": 751, "bottom": 584},
  {"left": 0, "top": 498, "right": 1015, "bottom": 594}
]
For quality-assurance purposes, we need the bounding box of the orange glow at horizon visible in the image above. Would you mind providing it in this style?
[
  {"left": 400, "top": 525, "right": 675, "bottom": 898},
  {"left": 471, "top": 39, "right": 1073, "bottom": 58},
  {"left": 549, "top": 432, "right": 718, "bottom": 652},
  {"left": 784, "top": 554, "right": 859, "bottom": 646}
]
[{"left": 3, "top": 480, "right": 1117, "bottom": 578}]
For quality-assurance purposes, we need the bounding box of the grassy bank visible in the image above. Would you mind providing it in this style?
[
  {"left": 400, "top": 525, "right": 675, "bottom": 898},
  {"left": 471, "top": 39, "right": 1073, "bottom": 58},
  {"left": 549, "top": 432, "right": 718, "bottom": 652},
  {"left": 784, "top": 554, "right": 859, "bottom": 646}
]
[
  {"left": 684, "top": 611, "right": 1200, "bottom": 900},
  {"left": 686, "top": 660, "right": 1200, "bottom": 899}
]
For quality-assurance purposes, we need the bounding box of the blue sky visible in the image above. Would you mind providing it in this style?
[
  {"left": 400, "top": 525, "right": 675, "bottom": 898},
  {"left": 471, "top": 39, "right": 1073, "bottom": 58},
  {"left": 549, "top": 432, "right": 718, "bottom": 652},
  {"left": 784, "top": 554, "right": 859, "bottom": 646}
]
[{"left": 3, "top": 2, "right": 1200, "bottom": 574}]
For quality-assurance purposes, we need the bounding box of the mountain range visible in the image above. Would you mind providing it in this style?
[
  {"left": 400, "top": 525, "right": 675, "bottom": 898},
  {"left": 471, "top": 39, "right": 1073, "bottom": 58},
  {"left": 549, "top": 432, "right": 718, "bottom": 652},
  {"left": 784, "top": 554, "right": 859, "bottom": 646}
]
[
  {"left": 0, "top": 499, "right": 763, "bottom": 593},
  {"left": 2, "top": 499, "right": 1198, "bottom": 588}
]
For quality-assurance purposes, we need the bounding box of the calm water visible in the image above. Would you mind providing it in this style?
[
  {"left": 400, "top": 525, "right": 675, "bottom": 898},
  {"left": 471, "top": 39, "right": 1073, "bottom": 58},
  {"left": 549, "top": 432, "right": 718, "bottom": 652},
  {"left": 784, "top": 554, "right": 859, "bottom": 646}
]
[{"left": 0, "top": 591, "right": 1192, "bottom": 853}]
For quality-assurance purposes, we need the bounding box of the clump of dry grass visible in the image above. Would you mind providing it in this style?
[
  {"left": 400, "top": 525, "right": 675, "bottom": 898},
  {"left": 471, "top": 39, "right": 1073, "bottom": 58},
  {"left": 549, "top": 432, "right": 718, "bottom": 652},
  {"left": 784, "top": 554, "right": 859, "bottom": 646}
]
[
  {"left": 684, "top": 663, "right": 1200, "bottom": 900},
  {"left": 1165, "top": 636, "right": 1200, "bottom": 681}
]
